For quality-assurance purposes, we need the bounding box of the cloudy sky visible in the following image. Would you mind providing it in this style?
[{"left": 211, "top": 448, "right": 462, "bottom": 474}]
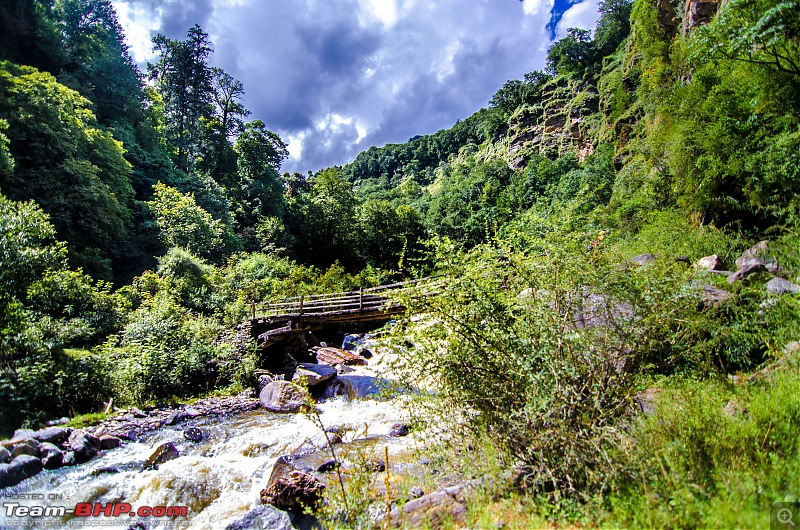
[{"left": 111, "top": 0, "right": 601, "bottom": 174}]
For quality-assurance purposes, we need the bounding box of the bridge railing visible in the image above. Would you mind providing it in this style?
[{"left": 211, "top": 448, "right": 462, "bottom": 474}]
[{"left": 254, "top": 276, "right": 442, "bottom": 319}]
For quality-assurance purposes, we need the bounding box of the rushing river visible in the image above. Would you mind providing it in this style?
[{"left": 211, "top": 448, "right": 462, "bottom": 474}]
[{"left": 0, "top": 347, "right": 417, "bottom": 529}]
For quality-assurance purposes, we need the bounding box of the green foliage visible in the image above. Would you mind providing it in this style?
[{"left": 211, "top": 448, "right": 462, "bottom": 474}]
[
  {"left": 605, "top": 369, "right": 800, "bottom": 529},
  {"left": 0, "top": 61, "right": 134, "bottom": 265},
  {"left": 149, "top": 182, "right": 239, "bottom": 262}
]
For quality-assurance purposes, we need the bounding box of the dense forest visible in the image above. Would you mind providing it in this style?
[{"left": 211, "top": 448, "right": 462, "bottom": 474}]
[{"left": 2, "top": 0, "right": 800, "bottom": 525}]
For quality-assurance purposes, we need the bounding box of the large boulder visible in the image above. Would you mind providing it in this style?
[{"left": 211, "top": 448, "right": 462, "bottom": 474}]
[
  {"left": 319, "top": 376, "right": 356, "bottom": 401},
  {"left": 144, "top": 442, "right": 179, "bottom": 470},
  {"left": 0, "top": 455, "right": 44, "bottom": 488},
  {"left": 0, "top": 446, "right": 10, "bottom": 464},
  {"left": 67, "top": 431, "right": 100, "bottom": 462},
  {"left": 260, "top": 469, "right": 325, "bottom": 512},
  {"left": 39, "top": 442, "right": 64, "bottom": 470},
  {"left": 727, "top": 261, "right": 766, "bottom": 284},
  {"left": 31, "top": 427, "right": 70, "bottom": 445},
  {"left": 292, "top": 363, "right": 336, "bottom": 387},
  {"left": 98, "top": 435, "right": 122, "bottom": 450},
  {"left": 224, "top": 505, "right": 293, "bottom": 530},
  {"left": 259, "top": 381, "right": 308, "bottom": 413},
  {"left": 736, "top": 240, "right": 773, "bottom": 270},
  {"left": 10, "top": 439, "right": 40, "bottom": 459}
]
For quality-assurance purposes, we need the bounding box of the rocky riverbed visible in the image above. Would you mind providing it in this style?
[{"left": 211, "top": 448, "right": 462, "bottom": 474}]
[{"left": 0, "top": 337, "right": 445, "bottom": 529}]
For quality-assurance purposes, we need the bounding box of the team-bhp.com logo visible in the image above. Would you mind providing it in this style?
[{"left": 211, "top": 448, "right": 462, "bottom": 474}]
[{"left": 3, "top": 502, "right": 188, "bottom": 518}]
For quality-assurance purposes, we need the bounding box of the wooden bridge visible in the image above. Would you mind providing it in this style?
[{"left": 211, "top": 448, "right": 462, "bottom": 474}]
[{"left": 246, "top": 277, "right": 440, "bottom": 346}]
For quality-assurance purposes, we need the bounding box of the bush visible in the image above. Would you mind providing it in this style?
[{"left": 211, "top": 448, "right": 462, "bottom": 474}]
[{"left": 391, "top": 205, "right": 707, "bottom": 503}]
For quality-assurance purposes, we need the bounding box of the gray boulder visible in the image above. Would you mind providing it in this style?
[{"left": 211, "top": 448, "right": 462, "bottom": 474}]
[
  {"left": 736, "top": 240, "right": 773, "bottom": 270},
  {"left": 0, "top": 455, "right": 44, "bottom": 488},
  {"left": 98, "top": 435, "right": 122, "bottom": 450},
  {"left": 0, "top": 446, "right": 10, "bottom": 464},
  {"left": 67, "top": 431, "right": 100, "bottom": 462},
  {"left": 766, "top": 277, "right": 800, "bottom": 295},
  {"left": 727, "top": 260, "right": 767, "bottom": 284},
  {"left": 259, "top": 381, "right": 309, "bottom": 413},
  {"left": 383, "top": 482, "right": 473, "bottom": 528},
  {"left": 693, "top": 254, "right": 720, "bottom": 270},
  {"left": 293, "top": 363, "right": 336, "bottom": 387},
  {"left": 39, "top": 442, "right": 64, "bottom": 470},
  {"left": 11, "top": 439, "right": 40, "bottom": 459},
  {"left": 144, "top": 442, "right": 179, "bottom": 470},
  {"left": 31, "top": 427, "right": 70, "bottom": 445},
  {"left": 224, "top": 505, "right": 293, "bottom": 530}
]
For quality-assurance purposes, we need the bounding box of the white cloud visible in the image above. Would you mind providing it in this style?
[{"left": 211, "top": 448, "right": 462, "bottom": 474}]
[
  {"left": 555, "top": 0, "right": 602, "bottom": 38},
  {"left": 110, "top": 0, "right": 586, "bottom": 173},
  {"left": 112, "top": 1, "right": 161, "bottom": 64},
  {"left": 522, "top": 0, "right": 554, "bottom": 16}
]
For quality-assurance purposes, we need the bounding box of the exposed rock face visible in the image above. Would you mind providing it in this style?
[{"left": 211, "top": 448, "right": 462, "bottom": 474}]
[
  {"left": 260, "top": 465, "right": 325, "bottom": 512},
  {"left": 144, "top": 442, "right": 179, "bottom": 470},
  {"left": 321, "top": 377, "right": 358, "bottom": 400},
  {"left": 684, "top": 0, "right": 721, "bottom": 34},
  {"left": 736, "top": 241, "right": 775, "bottom": 272},
  {"left": 506, "top": 79, "right": 598, "bottom": 170},
  {"left": 657, "top": 0, "right": 681, "bottom": 37},
  {"left": 31, "top": 427, "right": 70, "bottom": 445},
  {"left": 224, "top": 505, "right": 293, "bottom": 530},
  {"left": 98, "top": 435, "right": 122, "bottom": 450},
  {"left": 630, "top": 253, "right": 656, "bottom": 266},
  {"left": 293, "top": 363, "right": 336, "bottom": 387},
  {"left": 259, "top": 381, "right": 309, "bottom": 413},
  {"left": 183, "top": 427, "right": 204, "bottom": 443}
]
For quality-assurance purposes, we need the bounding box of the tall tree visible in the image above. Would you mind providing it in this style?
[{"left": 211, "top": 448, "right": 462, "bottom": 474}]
[{"left": 148, "top": 25, "right": 214, "bottom": 172}]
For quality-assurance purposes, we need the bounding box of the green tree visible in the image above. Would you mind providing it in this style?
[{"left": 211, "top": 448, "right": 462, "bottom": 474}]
[
  {"left": 148, "top": 182, "right": 237, "bottom": 261},
  {"left": 231, "top": 120, "right": 288, "bottom": 228},
  {"left": 0, "top": 61, "right": 134, "bottom": 276},
  {"left": 148, "top": 25, "right": 214, "bottom": 172}
]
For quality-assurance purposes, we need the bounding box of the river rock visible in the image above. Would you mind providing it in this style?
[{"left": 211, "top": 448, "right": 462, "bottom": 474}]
[
  {"left": 11, "top": 429, "right": 35, "bottom": 441},
  {"left": 0, "top": 447, "right": 9, "bottom": 464},
  {"left": 166, "top": 407, "right": 201, "bottom": 426},
  {"left": 45, "top": 417, "right": 69, "bottom": 427},
  {"left": 183, "top": 427, "right": 204, "bottom": 443},
  {"left": 389, "top": 423, "right": 410, "bottom": 437},
  {"left": 68, "top": 431, "right": 100, "bottom": 462},
  {"left": 259, "top": 381, "right": 308, "bottom": 413},
  {"left": 293, "top": 363, "right": 336, "bottom": 387},
  {"left": 61, "top": 451, "right": 76, "bottom": 467},
  {"left": 144, "top": 442, "right": 179, "bottom": 470},
  {"left": 9, "top": 455, "right": 43, "bottom": 484},
  {"left": 31, "top": 427, "right": 70, "bottom": 445},
  {"left": 694, "top": 254, "right": 720, "bottom": 270},
  {"left": 260, "top": 470, "right": 325, "bottom": 512},
  {"left": 98, "top": 435, "right": 121, "bottom": 450},
  {"left": 39, "top": 443, "right": 64, "bottom": 470},
  {"left": 314, "top": 346, "right": 368, "bottom": 366},
  {"left": 320, "top": 377, "right": 356, "bottom": 400},
  {"left": 11, "top": 439, "right": 40, "bottom": 459},
  {"left": 766, "top": 277, "right": 800, "bottom": 295},
  {"left": 225, "top": 505, "right": 294, "bottom": 530},
  {"left": 383, "top": 483, "right": 472, "bottom": 528}
]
